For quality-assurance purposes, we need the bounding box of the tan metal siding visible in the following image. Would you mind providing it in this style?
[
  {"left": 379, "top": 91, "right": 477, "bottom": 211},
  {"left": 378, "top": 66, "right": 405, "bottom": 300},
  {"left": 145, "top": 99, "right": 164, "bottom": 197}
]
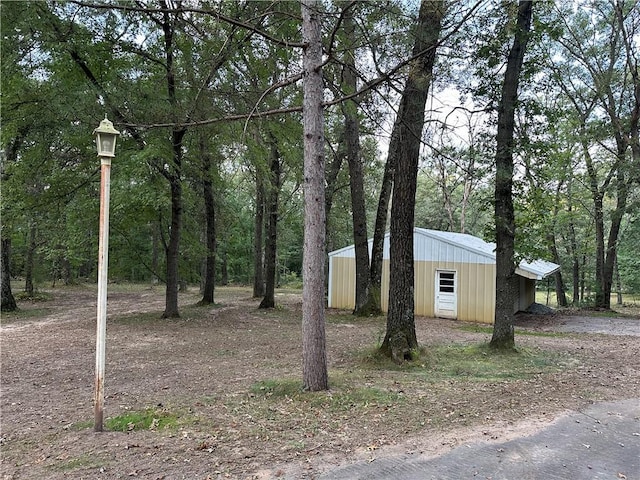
[
  {"left": 328, "top": 257, "right": 355, "bottom": 309},
  {"left": 414, "top": 261, "right": 435, "bottom": 317},
  {"left": 329, "top": 259, "right": 497, "bottom": 324},
  {"left": 381, "top": 260, "right": 390, "bottom": 312},
  {"left": 457, "top": 262, "right": 495, "bottom": 324}
]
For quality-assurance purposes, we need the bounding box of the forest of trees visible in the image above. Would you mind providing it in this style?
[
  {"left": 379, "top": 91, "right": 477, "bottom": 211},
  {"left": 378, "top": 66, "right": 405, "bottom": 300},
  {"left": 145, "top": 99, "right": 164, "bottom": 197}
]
[{"left": 2, "top": 1, "right": 638, "bottom": 348}]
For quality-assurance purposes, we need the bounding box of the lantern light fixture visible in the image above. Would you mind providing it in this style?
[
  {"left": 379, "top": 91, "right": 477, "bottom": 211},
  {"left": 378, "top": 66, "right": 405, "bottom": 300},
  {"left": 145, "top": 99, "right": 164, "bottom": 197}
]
[{"left": 93, "top": 115, "right": 120, "bottom": 158}]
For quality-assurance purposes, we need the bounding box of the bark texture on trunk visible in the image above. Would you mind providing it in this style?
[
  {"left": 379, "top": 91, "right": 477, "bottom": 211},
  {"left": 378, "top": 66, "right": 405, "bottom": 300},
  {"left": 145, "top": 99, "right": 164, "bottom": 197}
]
[
  {"left": 259, "top": 136, "right": 281, "bottom": 309},
  {"left": 301, "top": 0, "right": 328, "bottom": 391},
  {"left": 340, "top": 7, "right": 370, "bottom": 316},
  {"left": 363, "top": 134, "right": 397, "bottom": 315},
  {"left": 24, "top": 222, "right": 36, "bottom": 297},
  {"left": 548, "top": 233, "right": 567, "bottom": 307},
  {"left": 162, "top": 128, "right": 185, "bottom": 318},
  {"left": 1, "top": 237, "right": 17, "bottom": 312},
  {"left": 490, "top": 0, "right": 533, "bottom": 350},
  {"left": 253, "top": 167, "right": 265, "bottom": 298},
  {"left": 199, "top": 136, "right": 216, "bottom": 305},
  {"left": 161, "top": 5, "right": 183, "bottom": 319},
  {"left": 380, "top": 0, "right": 445, "bottom": 363}
]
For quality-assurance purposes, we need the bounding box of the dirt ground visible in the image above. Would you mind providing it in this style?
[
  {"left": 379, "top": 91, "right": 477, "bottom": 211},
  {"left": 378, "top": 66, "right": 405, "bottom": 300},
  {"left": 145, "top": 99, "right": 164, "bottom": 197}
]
[{"left": 1, "top": 285, "right": 639, "bottom": 479}]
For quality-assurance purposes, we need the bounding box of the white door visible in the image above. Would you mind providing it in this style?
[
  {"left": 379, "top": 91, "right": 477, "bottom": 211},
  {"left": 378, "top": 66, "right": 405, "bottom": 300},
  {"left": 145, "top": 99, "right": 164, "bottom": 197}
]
[{"left": 435, "top": 270, "right": 457, "bottom": 319}]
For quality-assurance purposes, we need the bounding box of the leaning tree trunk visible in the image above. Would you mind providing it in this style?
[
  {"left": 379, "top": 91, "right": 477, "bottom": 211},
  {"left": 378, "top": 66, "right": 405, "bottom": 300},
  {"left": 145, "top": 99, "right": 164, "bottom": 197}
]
[
  {"left": 380, "top": 0, "right": 445, "bottom": 363},
  {"left": 490, "top": 0, "right": 533, "bottom": 350},
  {"left": 301, "top": 0, "right": 328, "bottom": 391},
  {"left": 362, "top": 129, "right": 398, "bottom": 316},
  {"left": 340, "top": 7, "right": 370, "bottom": 316},
  {"left": 259, "top": 135, "right": 281, "bottom": 309},
  {"left": 1, "top": 237, "right": 17, "bottom": 312},
  {"left": 199, "top": 135, "right": 216, "bottom": 305}
]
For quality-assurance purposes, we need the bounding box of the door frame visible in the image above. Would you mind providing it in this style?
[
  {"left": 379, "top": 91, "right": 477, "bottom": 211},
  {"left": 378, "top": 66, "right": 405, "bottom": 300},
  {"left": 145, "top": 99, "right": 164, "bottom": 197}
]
[{"left": 434, "top": 269, "right": 458, "bottom": 319}]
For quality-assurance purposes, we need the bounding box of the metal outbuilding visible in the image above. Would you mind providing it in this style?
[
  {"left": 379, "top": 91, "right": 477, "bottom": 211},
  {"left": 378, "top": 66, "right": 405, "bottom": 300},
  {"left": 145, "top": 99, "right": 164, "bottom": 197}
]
[{"left": 327, "top": 228, "right": 560, "bottom": 323}]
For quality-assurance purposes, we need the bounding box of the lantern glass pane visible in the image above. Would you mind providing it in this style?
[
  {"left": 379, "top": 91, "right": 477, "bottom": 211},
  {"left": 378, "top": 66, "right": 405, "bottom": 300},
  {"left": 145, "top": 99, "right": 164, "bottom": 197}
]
[{"left": 100, "top": 136, "right": 115, "bottom": 155}]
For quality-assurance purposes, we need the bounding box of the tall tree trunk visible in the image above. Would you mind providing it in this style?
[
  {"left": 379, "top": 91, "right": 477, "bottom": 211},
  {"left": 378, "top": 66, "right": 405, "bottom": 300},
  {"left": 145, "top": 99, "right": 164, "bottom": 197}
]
[
  {"left": 162, "top": 128, "right": 185, "bottom": 318},
  {"left": 614, "top": 257, "right": 623, "bottom": 306},
  {"left": 340, "top": 6, "right": 370, "bottom": 316},
  {"left": 221, "top": 248, "right": 229, "bottom": 285},
  {"left": 323, "top": 134, "right": 344, "bottom": 297},
  {"left": 602, "top": 156, "right": 630, "bottom": 309},
  {"left": 580, "top": 254, "right": 586, "bottom": 302},
  {"left": 1, "top": 237, "right": 17, "bottom": 312},
  {"left": 362, "top": 134, "right": 397, "bottom": 315},
  {"left": 161, "top": 6, "right": 184, "bottom": 319},
  {"left": 567, "top": 200, "right": 580, "bottom": 305},
  {"left": 548, "top": 234, "right": 567, "bottom": 307},
  {"left": 301, "top": 0, "right": 328, "bottom": 391},
  {"left": 581, "top": 132, "right": 608, "bottom": 309},
  {"left": 24, "top": 222, "right": 36, "bottom": 296},
  {"left": 380, "top": 0, "right": 445, "bottom": 363},
  {"left": 253, "top": 172, "right": 265, "bottom": 297},
  {"left": 151, "top": 221, "right": 160, "bottom": 284},
  {"left": 259, "top": 135, "right": 281, "bottom": 309},
  {"left": 199, "top": 135, "right": 216, "bottom": 305},
  {"left": 490, "top": 0, "right": 533, "bottom": 350},
  {"left": 549, "top": 182, "right": 567, "bottom": 307}
]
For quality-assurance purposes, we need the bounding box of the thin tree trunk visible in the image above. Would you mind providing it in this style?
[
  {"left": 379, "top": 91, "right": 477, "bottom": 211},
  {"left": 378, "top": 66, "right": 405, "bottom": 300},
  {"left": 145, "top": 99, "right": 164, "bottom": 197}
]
[
  {"left": 614, "top": 257, "right": 623, "bottom": 306},
  {"left": 362, "top": 135, "right": 396, "bottom": 315},
  {"left": 162, "top": 128, "right": 185, "bottom": 318},
  {"left": 548, "top": 234, "right": 567, "bottom": 307},
  {"left": 567, "top": 202, "right": 580, "bottom": 305},
  {"left": 380, "top": 0, "right": 445, "bottom": 363},
  {"left": 253, "top": 172, "right": 265, "bottom": 297},
  {"left": 24, "top": 222, "right": 36, "bottom": 296},
  {"left": 221, "top": 248, "right": 228, "bottom": 285},
  {"left": 340, "top": 6, "right": 370, "bottom": 316},
  {"left": 580, "top": 254, "right": 586, "bottom": 302},
  {"left": 151, "top": 221, "right": 160, "bottom": 284},
  {"left": 301, "top": 0, "right": 328, "bottom": 391},
  {"left": 581, "top": 131, "right": 608, "bottom": 309},
  {"left": 161, "top": 6, "right": 183, "bottom": 319},
  {"left": 1, "top": 237, "right": 17, "bottom": 312},
  {"left": 490, "top": 0, "right": 533, "bottom": 350},
  {"left": 323, "top": 133, "right": 344, "bottom": 296},
  {"left": 259, "top": 135, "right": 281, "bottom": 309},
  {"left": 199, "top": 135, "right": 216, "bottom": 305}
]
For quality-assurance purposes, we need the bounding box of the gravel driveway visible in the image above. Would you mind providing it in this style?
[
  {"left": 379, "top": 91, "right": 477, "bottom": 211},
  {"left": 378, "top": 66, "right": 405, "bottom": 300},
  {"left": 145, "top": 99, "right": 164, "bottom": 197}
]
[{"left": 515, "top": 312, "right": 640, "bottom": 336}]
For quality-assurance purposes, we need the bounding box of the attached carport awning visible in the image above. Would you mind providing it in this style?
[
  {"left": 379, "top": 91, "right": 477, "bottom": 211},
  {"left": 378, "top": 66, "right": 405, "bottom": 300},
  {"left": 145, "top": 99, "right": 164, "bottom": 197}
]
[{"left": 516, "top": 259, "right": 561, "bottom": 280}]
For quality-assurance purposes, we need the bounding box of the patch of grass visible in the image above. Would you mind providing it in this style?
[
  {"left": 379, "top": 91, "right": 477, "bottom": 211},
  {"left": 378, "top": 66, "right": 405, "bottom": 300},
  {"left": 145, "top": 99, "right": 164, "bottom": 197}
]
[
  {"left": 105, "top": 407, "right": 180, "bottom": 432},
  {"left": 426, "top": 343, "right": 565, "bottom": 381},
  {"left": 457, "top": 324, "right": 568, "bottom": 338},
  {"left": 15, "top": 291, "right": 54, "bottom": 302},
  {"left": 250, "top": 379, "right": 304, "bottom": 397},
  {"left": 249, "top": 378, "right": 401, "bottom": 411},
  {"left": 358, "top": 342, "right": 568, "bottom": 382}
]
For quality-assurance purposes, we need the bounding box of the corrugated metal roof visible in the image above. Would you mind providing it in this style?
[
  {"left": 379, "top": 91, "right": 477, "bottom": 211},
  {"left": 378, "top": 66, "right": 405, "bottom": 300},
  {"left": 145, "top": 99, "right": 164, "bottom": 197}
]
[{"left": 328, "top": 228, "right": 560, "bottom": 280}]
